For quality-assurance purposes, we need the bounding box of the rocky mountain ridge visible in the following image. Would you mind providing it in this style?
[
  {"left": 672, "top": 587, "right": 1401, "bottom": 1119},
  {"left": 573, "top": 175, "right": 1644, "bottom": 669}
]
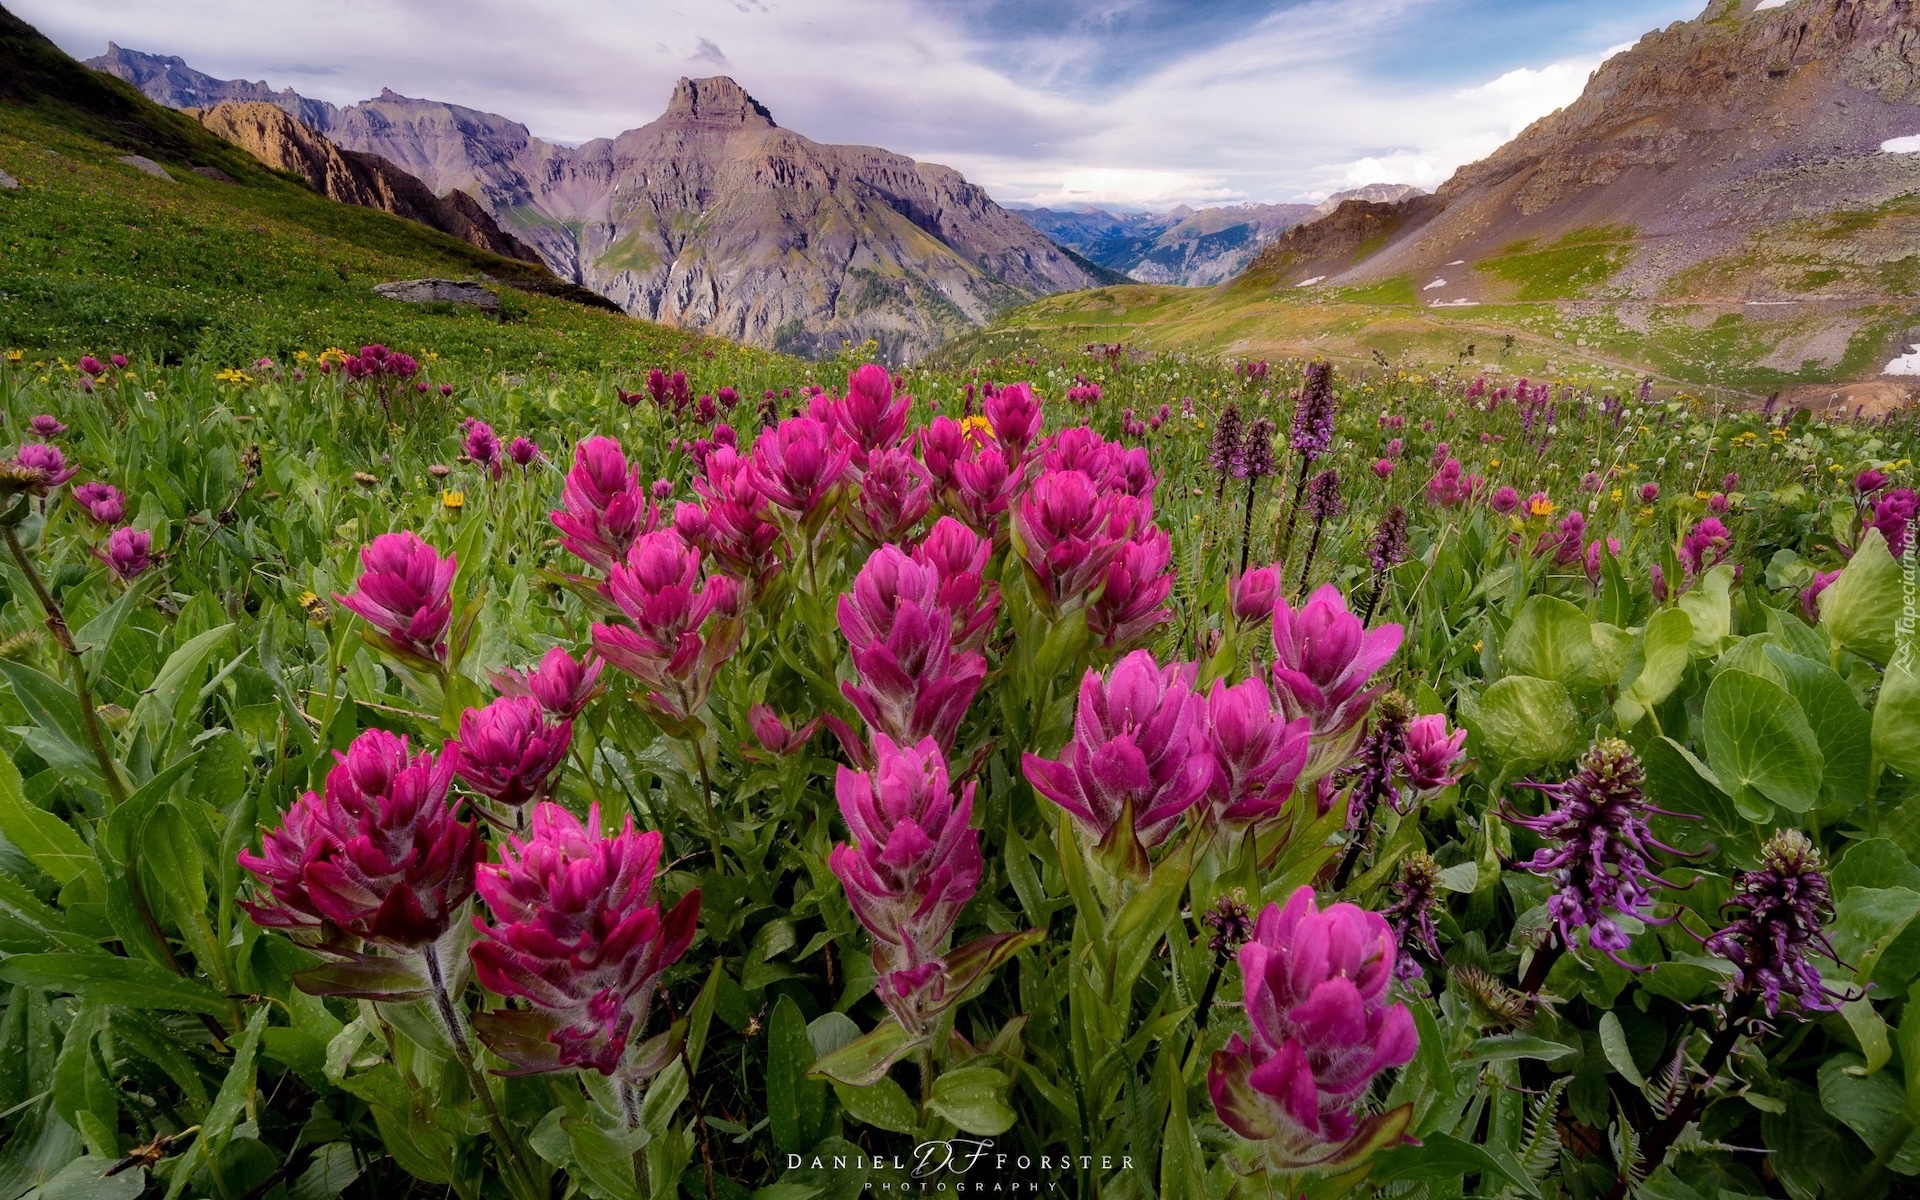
[
  {"left": 91, "top": 50, "right": 1103, "bottom": 359},
  {"left": 192, "top": 101, "right": 540, "bottom": 262},
  {"left": 1020, "top": 201, "right": 1317, "bottom": 285}
]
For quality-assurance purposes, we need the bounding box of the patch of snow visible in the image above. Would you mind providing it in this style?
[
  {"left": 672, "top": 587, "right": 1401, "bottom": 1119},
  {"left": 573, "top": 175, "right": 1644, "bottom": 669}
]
[
  {"left": 1745, "top": 300, "right": 1797, "bottom": 306},
  {"left": 1430, "top": 299, "right": 1480, "bottom": 308},
  {"left": 1756, "top": 0, "right": 1792, "bottom": 9},
  {"left": 1423, "top": 278, "right": 1448, "bottom": 290},
  {"left": 1446, "top": 260, "right": 1466, "bottom": 266},
  {"left": 1882, "top": 135, "right": 1920, "bottom": 153},
  {"left": 1296, "top": 276, "right": 1326, "bottom": 288},
  {"left": 1887, "top": 344, "right": 1920, "bottom": 376}
]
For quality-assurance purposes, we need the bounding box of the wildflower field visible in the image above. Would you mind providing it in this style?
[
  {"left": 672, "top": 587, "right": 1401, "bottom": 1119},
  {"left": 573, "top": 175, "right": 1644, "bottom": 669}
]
[{"left": 0, "top": 339, "right": 1915, "bottom": 1200}]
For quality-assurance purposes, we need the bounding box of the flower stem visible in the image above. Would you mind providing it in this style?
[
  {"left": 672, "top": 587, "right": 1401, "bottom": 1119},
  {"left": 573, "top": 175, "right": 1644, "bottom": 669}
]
[
  {"left": 1237, "top": 475, "right": 1258, "bottom": 576},
  {"left": 1606, "top": 990, "right": 1757, "bottom": 1199},
  {"left": 423, "top": 948, "right": 541, "bottom": 1200}
]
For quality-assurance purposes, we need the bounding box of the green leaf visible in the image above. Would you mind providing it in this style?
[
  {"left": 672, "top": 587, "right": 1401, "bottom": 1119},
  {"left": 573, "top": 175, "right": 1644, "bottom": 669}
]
[
  {"left": 1371, "top": 1130, "right": 1530, "bottom": 1189},
  {"left": 73, "top": 573, "right": 154, "bottom": 689},
  {"left": 1615, "top": 607, "right": 1693, "bottom": 726},
  {"left": 1598, "top": 1012, "right": 1646, "bottom": 1087},
  {"left": 1874, "top": 660, "right": 1920, "bottom": 780},
  {"left": 1901, "top": 997, "right": 1920, "bottom": 1122},
  {"left": 0, "top": 953, "right": 229, "bottom": 1015},
  {"left": 1764, "top": 646, "right": 1875, "bottom": 811},
  {"left": 1819, "top": 1055, "right": 1920, "bottom": 1174},
  {"left": 35, "top": 1156, "right": 146, "bottom": 1200},
  {"left": 1466, "top": 675, "right": 1580, "bottom": 769},
  {"left": 293, "top": 956, "right": 431, "bottom": 1001},
  {"left": 131, "top": 624, "right": 235, "bottom": 748},
  {"left": 808, "top": 1017, "right": 923, "bottom": 1088},
  {"left": 831, "top": 1077, "right": 917, "bottom": 1134},
  {"left": 1821, "top": 528, "right": 1903, "bottom": 664},
  {"left": 1703, "top": 669, "right": 1823, "bottom": 815},
  {"left": 927, "top": 1065, "right": 1015, "bottom": 1136},
  {"left": 0, "top": 659, "right": 102, "bottom": 782},
  {"left": 1832, "top": 888, "right": 1920, "bottom": 987},
  {"left": 288, "top": 1143, "right": 363, "bottom": 1200},
  {"left": 1466, "top": 1034, "right": 1577, "bottom": 1065},
  {"left": 164, "top": 1006, "right": 266, "bottom": 1200},
  {"left": 1678, "top": 564, "right": 1734, "bottom": 654},
  {"left": 1436, "top": 862, "right": 1479, "bottom": 893},
  {"left": 565, "top": 1116, "right": 648, "bottom": 1200},
  {"left": 1501, "top": 595, "right": 1593, "bottom": 685},
  {"left": 0, "top": 753, "right": 93, "bottom": 885},
  {"left": 1840, "top": 999, "right": 1893, "bottom": 1075},
  {"left": 767, "top": 995, "right": 827, "bottom": 1154}
]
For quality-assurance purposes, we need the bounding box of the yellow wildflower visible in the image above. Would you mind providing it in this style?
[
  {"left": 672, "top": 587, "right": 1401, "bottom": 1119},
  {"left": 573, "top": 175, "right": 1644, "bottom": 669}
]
[
  {"left": 1527, "top": 495, "right": 1556, "bottom": 518},
  {"left": 3, "top": 350, "right": 20, "bottom": 363},
  {"left": 442, "top": 490, "right": 466, "bottom": 511},
  {"left": 1610, "top": 487, "right": 1623, "bottom": 501},
  {"left": 960, "top": 414, "right": 994, "bottom": 445}
]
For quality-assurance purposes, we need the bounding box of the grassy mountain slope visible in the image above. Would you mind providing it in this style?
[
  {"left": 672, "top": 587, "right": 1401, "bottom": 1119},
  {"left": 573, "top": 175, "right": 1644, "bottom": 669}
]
[{"left": 0, "top": 6, "right": 768, "bottom": 371}]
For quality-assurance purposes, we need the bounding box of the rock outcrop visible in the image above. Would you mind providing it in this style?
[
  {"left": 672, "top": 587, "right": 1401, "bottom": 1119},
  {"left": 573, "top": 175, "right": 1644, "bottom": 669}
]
[
  {"left": 192, "top": 101, "right": 541, "bottom": 263},
  {"left": 372, "top": 278, "right": 500, "bottom": 310},
  {"left": 93, "top": 50, "right": 1106, "bottom": 359}
]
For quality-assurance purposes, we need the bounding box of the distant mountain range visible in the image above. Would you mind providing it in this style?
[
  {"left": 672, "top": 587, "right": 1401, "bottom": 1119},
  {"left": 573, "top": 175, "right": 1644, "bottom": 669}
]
[
  {"left": 89, "top": 45, "right": 1104, "bottom": 359},
  {"left": 1017, "top": 187, "right": 1425, "bottom": 287}
]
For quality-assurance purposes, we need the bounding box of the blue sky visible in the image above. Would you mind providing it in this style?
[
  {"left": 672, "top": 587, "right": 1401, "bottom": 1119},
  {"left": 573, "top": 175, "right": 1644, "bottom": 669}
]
[{"left": 18, "top": 0, "right": 1707, "bottom": 209}]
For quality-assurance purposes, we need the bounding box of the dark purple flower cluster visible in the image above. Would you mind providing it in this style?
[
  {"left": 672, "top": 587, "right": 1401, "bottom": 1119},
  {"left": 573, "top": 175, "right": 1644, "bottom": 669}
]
[
  {"left": 1210, "top": 403, "right": 1244, "bottom": 480},
  {"left": 1305, "top": 469, "right": 1343, "bottom": 521},
  {"left": 1290, "top": 362, "right": 1336, "bottom": 460},
  {"left": 1240, "top": 418, "right": 1277, "bottom": 480},
  {"left": 1366, "top": 505, "right": 1409, "bottom": 574},
  {"left": 1703, "top": 829, "right": 1845, "bottom": 1018},
  {"left": 1381, "top": 851, "right": 1443, "bottom": 979},
  {"left": 1508, "top": 739, "right": 1687, "bottom": 960}
]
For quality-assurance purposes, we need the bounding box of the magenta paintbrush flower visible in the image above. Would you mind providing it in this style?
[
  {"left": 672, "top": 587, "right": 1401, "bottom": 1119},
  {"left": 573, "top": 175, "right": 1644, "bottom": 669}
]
[
  {"left": 748, "top": 414, "right": 851, "bottom": 516},
  {"left": 27, "top": 414, "right": 67, "bottom": 439},
  {"left": 72, "top": 481, "right": 125, "bottom": 524},
  {"left": 1678, "top": 516, "right": 1730, "bottom": 576},
  {"left": 455, "top": 695, "right": 573, "bottom": 810},
  {"left": 99, "top": 527, "right": 152, "bottom": 580},
  {"left": 507, "top": 436, "right": 541, "bottom": 467},
  {"left": 335, "top": 531, "right": 457, "bottom": 666},
  {"left": 830, "top": 363, "right": 912, "bottom": 464},
  {"left": 828, "top": 734, "right": 983, "bottom": 1030},
  {"left": 1022, "top": 649, "right": 1211, "bottom": 862},
  {"left": 488, "top": 645, "right": 604, "bottom": 720},
  {"left": 838, "top": 545, "right": 987, "bottom": 751},
  {"left": 551, "top": 436, "right": 656, "bottom": 572},
  {"left": 1087, "top": 525, "right": 1175, "bottom": 650},
  {"left": 911, "top": 517, "right": 1001, "bottom": 653},
  {"left": 463, "top": 419, "right": 503, "bottom": 480},
  {"left": 1270, "top": 585, "right": 1401, "bottom": 747},
  {"left": 1871, "top": 487, "right": 1916, "bottom": 556},
  {"left": 983, "top": 381, "right": 1043, "bottom": 462},
  {"left": 1039, "top": 427, "right": 1156, "bottom": 499},
  {"left": 1204, "top": 676, "right": 1311, "bottom": 830},
  {"left": 851, "top": 445, "right": 932, "bottom": 544},
  {"left": 748, "top": 704, "right": 823, "bottom": 756},
  {"left": 1208, "top": 887, "right": 1416, "bottom": 1168},
  {"left": 1399, "top": 713, "right": 1466, "bottom": 794},
  {"left": 471, "top": 803, "right": 699, "bottom": 1075},
  {"left": 1230, "top": 566, "right": 1282, "bottom": 627},
  {"left": 593, "top": 530, "right": 740, "bottom": 719},
  {"left": 239, "top": 728, "right": 478, "bottom": 950},
  {"left": 13, "top": 443, "right": 76, "bottom": 489},
  {"left": 1010, "top": 468, "right": 1144, "bottom": 613}
]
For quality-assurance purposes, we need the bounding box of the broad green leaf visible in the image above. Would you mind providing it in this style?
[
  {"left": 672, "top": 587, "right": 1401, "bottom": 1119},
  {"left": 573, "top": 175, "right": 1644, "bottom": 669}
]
[
  {"left": 1703, "top": 669, "right": 1823, "bottom": 814},
  {"left": 927, "top": 1065, "right": 1015, "bottom": 1136},
  {"left": 1466, "top": 1034, "right": 1577, "bottom": 1064},
  {"left": 1821, "top": 529, "right": 1903, "bottom": 664},
  {"left": 35, "top": 1156, "right": 145, "bottom": 1200},
  {"left": 131, "top": 624, "right": 235, "bottom": 748},
  {"left": 565, "top": 1116, "right": 647, "bottom": 1200},
  {"left": 1819, "top": 1055, "right": 1920, "bottom": 1174},
  {"left": 1764, "top": 646, "right": 1875, "bottom": 810},
  {"left": 1615, "top": 606, "right": 1693, "bottom": 727},
  {"left": 1874, "top": 661, "right": 1920, "bottom": 780},
  {"left": 0, "top": 953, "right": 230, "bottom": 1015},
  {"left": 1466, "top": 675, "right": 1579, "bottom": 769},
  {"left": 767, "top": 995, "right": 826, "bottom": 1153},
  {"left": 1501, "top": 595, "right": 1592, "bottom": 685},
  {"left": 0, "top": 753, "right": 93, "bottom": 885},
  {"left": 1678, "top": 564, "right": 1734, "bottom": 654},
  {"left": 1640, "top": 735, "right": 1738, "bottom": 836},
  {"left": 1840, "top": 999, "right": 1892, "bottom": 1075},
  {"left": 1587, "top": 621, "right": 1633, "bottom": 689},
  {"left": 1831, "top": 888, "right": 1920, "bottom": 987},
  {"left": 0, "top": 659, "right": 100, "bottom": 781},
  {"left": 1371, "top": 1130, "right": 1529, "bottom": 1189},
  {"left": 1598, "top": 1012, "right": 1646, "bottom": 1087},
  {"left": 808, "top": 1018, "right": 922, "bottom": 1088},
  {"left": 831, "top": 1077, "right": 917, "bottom": 1134}
]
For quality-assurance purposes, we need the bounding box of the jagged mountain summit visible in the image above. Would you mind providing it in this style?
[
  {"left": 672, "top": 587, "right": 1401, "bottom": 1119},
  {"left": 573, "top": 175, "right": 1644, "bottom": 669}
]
[
  {"left": 92, "top": 49, "right": 1103, "bottom": 359},
  {"left": 1247, "top": 0, "right": 1920, "bottom": 312},
  {"left": 1019, "top": 201, "right": 1316, "bottom": 286}
]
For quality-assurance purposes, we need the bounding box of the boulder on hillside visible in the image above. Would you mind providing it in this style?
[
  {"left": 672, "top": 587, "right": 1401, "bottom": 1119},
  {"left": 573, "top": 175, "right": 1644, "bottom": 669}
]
[
  {"left": 116, "top": 153, "right": 172, "bottom": 181},
  {"left": 0, "top": 168, "right": 17, "bottom": 189},
  {"left": 372, "top": 278, "right": 500, "bottom": 311}
]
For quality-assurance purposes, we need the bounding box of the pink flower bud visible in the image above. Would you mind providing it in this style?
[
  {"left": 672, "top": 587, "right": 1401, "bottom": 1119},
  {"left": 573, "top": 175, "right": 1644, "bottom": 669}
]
[
  {"left": 1271, "top": 585, "right": 1401, "bottom": 746},
  {"left": 455, "top": 695, "right": 572, "bottom": 809},
  {"left": 72, "top": 481, "right": 125, "bottom": 524},
  {"left": 1231, "top": 566, "right": 1281, "bottom": 626},
  {"left": 334, "top": 532, "right": 455, "bottom": 664},
  {"left": 239, "top": 729, "right": 478, "bottom": 949},
  {"left": 552, "top": 437, "right": 657, "bottom": 573},
  {"left": 748, "top": 415, "right": 850, "bottom": 516},
  {"left": 837, "top": 546, "right": 986, "bottom": 752},
  {"left": 100, "top": 527, "right": 152, "bottom": 580},
  {"left": 488, "top": 645, "right": 604, "bottom": 720},
  {"left": 1204, "top": 677, "right": 1310, "bottom": 829},
  {"left": 1399, "top": 713, "right": 1465, "bottom": 793},
  {"left": 472, "top": 803, "right": 698, "bottom": 1074}
]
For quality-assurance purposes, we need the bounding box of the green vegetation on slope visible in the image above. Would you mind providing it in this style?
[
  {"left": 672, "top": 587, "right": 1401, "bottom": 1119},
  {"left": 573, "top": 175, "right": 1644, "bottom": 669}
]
[
  {"left": 0, "top": 7, "right": 785, "bottom": 373},
  {"left": 1475, "top": 226, "right": 1636, "bottom": 300}
]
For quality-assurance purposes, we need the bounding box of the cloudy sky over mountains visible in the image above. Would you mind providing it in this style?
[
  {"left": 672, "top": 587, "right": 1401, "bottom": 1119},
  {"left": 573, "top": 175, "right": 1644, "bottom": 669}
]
[{"left": 20, "top": 0, "right": 1702, "bottom": 209}]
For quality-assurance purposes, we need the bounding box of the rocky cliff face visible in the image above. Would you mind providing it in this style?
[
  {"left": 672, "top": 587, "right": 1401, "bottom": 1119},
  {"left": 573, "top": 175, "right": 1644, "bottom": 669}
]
[
  {"left": 94, "top": 51, "right": 1102, "bottom": 359},
  {"left": 1246, "top": 0, "right": 1920, "bottom": 303},
  {"left": 90, "top": 43, "right": 338, "bottom": 130},
  {"left": 1021, "top": 201, "right": 1316, "bottom": 286},
  {"left": 192, "top": 101, "right": 541, "bottom": 262}
]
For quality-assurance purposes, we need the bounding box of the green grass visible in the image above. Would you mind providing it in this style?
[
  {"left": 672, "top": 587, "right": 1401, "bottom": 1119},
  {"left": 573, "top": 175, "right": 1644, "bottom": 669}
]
[
  {"left": 1474, "top": 225, "right": 1635, "bottom": 300},
  {"left": 0, "top": 9, "right": 787, "bottom": 374}
]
